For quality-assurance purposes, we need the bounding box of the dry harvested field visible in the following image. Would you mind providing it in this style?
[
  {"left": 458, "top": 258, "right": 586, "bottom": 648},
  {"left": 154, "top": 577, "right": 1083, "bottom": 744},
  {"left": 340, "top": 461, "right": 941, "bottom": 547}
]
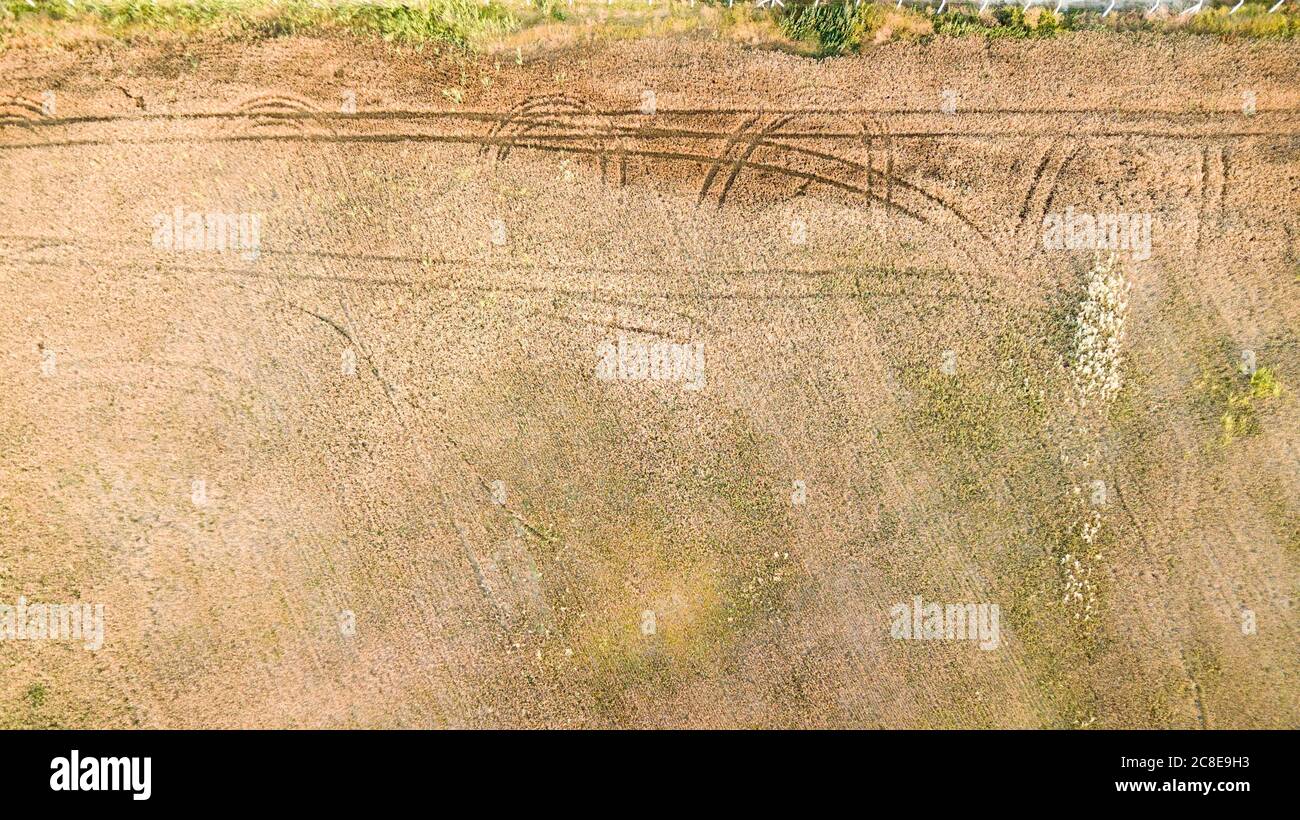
[{"left": 1, "top": 16, "right": 1298, "bottom": 728}]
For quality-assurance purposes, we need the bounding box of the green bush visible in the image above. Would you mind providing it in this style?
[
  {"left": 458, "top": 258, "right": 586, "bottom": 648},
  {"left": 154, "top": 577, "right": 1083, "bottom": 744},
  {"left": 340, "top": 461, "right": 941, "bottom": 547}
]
[{"left": 779, "top": 2, "right": 881, "bottom": 56}]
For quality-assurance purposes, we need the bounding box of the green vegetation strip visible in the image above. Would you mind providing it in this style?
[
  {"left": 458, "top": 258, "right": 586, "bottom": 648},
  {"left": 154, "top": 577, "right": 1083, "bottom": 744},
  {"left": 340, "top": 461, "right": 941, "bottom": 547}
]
[
  {"left": 4, "top": 0, "right": 1299, "bottom": 52},
  {"left": 1, "top": 0, "right": 520, "bottom": 48}
]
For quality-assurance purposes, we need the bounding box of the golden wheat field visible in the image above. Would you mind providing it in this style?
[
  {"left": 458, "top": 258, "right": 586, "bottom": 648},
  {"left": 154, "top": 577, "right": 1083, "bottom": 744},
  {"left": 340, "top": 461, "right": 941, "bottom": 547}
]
[{"left": 1, "top": 1, "right": 1297, "bottom": 728}]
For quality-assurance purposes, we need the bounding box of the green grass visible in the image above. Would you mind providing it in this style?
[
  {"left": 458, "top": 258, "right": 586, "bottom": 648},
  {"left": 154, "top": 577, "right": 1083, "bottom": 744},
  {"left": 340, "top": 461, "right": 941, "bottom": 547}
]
[
  {"left": 1, "top": 0, "right": 520, "bottom": 48},
  {"left": 905, "top": 365, "right": 1003, "bottom": 456},
  {"left": 778, "top": 2, "right": 878, "bottom": 56},
  {"left": 25, "top": 682, "right": 48, "bottom": 709},
  {"left": 1198, "top": 356, "right": 1286, "bottom": 445},
  {"left": 934, "top": 6, "right": 1063, "bottom": 38}
]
